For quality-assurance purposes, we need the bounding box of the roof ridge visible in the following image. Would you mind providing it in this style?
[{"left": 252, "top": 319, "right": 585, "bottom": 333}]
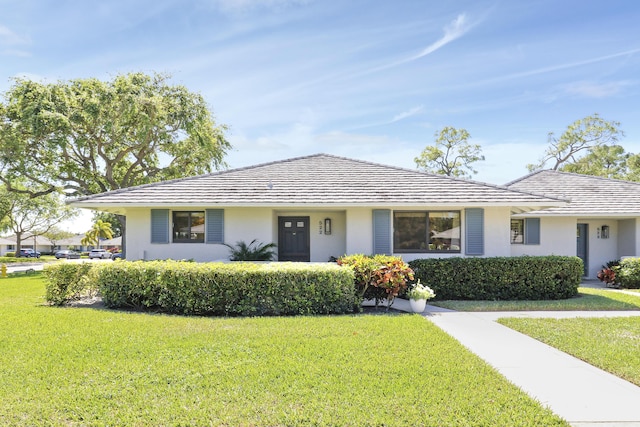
[{"left": 507, "top": 169, "right": 640, "bottom": 187}]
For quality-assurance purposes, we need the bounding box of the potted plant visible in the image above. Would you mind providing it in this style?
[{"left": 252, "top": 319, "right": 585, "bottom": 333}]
[{"left": 406, "top": 281, "right": 435, "bottom": 313}]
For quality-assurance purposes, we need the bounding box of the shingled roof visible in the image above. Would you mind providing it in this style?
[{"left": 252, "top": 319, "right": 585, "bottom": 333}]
[
  {"left": 506, "top": 170, "right": 640, "bottom": 216},
  {"left": 70, "top": 154, "right": 564, "bottom": 209}
]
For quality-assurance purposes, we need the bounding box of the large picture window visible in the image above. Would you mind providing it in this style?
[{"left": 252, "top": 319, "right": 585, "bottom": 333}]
[
  {"left": 172, "top": 211, "right": 205, "bottom": 243},
  {"left": 393, "top": 211, "right": 460, "bottom": 252}
]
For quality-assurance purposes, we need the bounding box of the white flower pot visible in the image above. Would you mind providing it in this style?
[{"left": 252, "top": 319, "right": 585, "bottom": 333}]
[{"left": 409, "top": 298, "right": 427, "bottom": 313}]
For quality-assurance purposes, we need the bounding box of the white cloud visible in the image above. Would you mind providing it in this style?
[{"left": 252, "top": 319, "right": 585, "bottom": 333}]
[
  {"left": 391, "top": 105, "right": 424, "bottom": 123},
  {"left": 213, "top": 0, "right": 311, "bottom": 14},
  {"left": 563, "top": 80, "right": 634, "bottom": 98},
  {"left": 407, "top": 14, "right": 472, "bottom": 62},
  {"left": 362, "top": 13, "right": 475, "bottom": 76},
  {"left": 0, "top": 49, "right": 31, "bottom": 57},
  {"left": 0, "top": 25, "right": 29, "bottom": 45}
]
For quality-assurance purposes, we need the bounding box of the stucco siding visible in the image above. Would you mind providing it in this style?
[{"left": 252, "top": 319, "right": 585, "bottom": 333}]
[
  {"left": 618, "top": 219, "right": 638, "bottom": 258},
  {"left": 345, "top": 208, "right": 374, "bottom": 255},
  {"left": 510, "top": 217, "right": 576, "bottom": 258},
  {"left": 579, "top": 219, "right": 619, "bottom": 278}
]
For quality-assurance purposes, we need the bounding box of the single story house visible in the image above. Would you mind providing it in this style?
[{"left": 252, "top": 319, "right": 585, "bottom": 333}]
[
  {"left": 55, "top": 235, "right": 122, "bottom": 252},
  {"left": 0, "top": 237, "right": 14, "bottom": 256},
  {"left": 0, "top": 234, "right": 54, "bottom": 255},
  {"left": 69, "top": 154, "right": 565, "bottom": 265},
  {"left": 506, "top": 170, "right": 640, "bottom": 278}
]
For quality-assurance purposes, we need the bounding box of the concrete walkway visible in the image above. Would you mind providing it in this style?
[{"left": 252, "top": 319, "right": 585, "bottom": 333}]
[{"left": 388, "top": 298, "right": 640, "bottom": 426}]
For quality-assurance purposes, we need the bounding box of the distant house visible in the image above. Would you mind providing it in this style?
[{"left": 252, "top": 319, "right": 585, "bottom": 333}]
[
  {"left": 506, "top": 170, "right": 640, "bottom": 277},
  {"left": 69, "top": 154, "right": 563, "bottom": 264},
  {"left": 0, "top": 237, "right": 14, "bottom": 256},
  {"left": 0, "top": 234, "right": 53, "bottom": 255}
]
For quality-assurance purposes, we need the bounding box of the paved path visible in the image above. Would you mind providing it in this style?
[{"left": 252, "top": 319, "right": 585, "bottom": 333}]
[{"left": 388, "top": 298, "right": 640, "bottom": 426}]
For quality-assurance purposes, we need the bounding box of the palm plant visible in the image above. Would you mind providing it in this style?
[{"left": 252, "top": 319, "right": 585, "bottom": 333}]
[
  {"left": 81, "top": 219, "right": 114, "bottom": 248},
  {"left": 225, "top": 239, "right": 277, "bottom": 261}
]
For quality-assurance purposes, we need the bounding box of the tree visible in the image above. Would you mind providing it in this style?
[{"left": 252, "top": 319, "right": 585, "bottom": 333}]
[
  {"left": 559, "top": 144, "right": 630, "bottom": 179},
  {"left": 0, "top": 72, "right": 231, "bottom": 255},
  {"left": 414, "top": 127, "right": 484, "bottom": 178},
  {"left": 1, "top": 183, "right": 76, "bottom": 254},
  {"left": 81, "top": 219, "right": 113, "bottom": 248},
  {"left": 527, "top": 114, "right": 623, "bottom": 172},
  {"left": 43, "top": 226, "right": 76, "bottom": 250},
  {"left": 92, "top": 212, "right": 122, "bottom": 237}
]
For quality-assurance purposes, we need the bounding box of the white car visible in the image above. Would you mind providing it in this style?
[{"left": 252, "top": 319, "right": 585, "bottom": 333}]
[{"left": 88, "top": 249, "right": 111, "bottom": 259}]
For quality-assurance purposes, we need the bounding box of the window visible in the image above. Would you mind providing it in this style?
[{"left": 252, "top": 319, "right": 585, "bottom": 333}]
[
  {"left": 511, "top": 218, "right": 540, "bottom": 245},
  {"left": 511, "top": 219, "right": 524, "bottom": 244},
  {"left": 393, "top": 211, "right": 460, "bottom": 252},
  {"left": 172, "top": 211, "right": 205, "bottom": 243}
]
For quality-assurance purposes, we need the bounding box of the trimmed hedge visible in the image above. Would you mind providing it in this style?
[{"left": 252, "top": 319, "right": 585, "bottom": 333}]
[
  {"left": 617, "top": 257, "right": 640, "bottom": 289},
  {"left": 0, "top": 256, "right": 42, "bottom": 263},
  {"left": 44, "top": 261, "right": 358, "bottom": 316},
  {"left": 409, "top": 256, "right": 582, "bottom": 300},
  {"left": 44, "top": 262, "right": 99, "bottom": 305}
]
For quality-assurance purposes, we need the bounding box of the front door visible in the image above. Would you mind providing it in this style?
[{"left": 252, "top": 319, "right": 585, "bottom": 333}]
[
  {"left": 576, "top": 223, "right": 588, "bottom": 276},
  {"left": 278, "top": 217, "right": 310, "bottom": 262}
]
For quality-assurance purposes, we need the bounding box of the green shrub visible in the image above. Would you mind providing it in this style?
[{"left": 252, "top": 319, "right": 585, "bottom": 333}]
[
  {"left": 616, "top": 258, "right": 640, "bottom": 289},
  {"left": 5, "top": 252, "right": 15, "bottom": 258},
  {"left": 0, "top": 255, "right": 43, "bottom": 263},
  {"left": 224, "top": 239, "right": 277, "bottom": 261},
  {"left": 97, "top": 261, "right": 357, "bottom": 316},
  {"left": 337, "top": 254, "right": 414, "bottom": 306},
  {"left": 43, "top": 262, "right": 99, "bottom": 305},
  {"left": 408, "top": 256, "right": 582, "bottom": 300}
]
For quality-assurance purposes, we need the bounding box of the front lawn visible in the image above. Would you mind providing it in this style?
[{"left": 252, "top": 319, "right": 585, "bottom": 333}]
[
  {"left": 0, "top": 274, "right": 567, "bottom": 426},
  {"left": 432, "top": 287, "right": 640, "bottom": 311},
  {"left": 499, "top": 317, "right": 640, "bottom": 387}
]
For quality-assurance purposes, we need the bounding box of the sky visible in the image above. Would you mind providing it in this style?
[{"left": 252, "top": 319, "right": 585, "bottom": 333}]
[{"left": 1, "top": 0, "right": 640, "bottom": 232}]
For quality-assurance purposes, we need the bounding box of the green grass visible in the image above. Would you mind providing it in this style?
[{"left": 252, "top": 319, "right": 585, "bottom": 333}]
[
  {"left": 499, "top": 317, "right": 640, "bottom": 386},
  {"left": 0, "top": 274, "right": 567, "bottom": 426},
  {"left": 432, "top": 287, "right": 640, "bottom": 311}
]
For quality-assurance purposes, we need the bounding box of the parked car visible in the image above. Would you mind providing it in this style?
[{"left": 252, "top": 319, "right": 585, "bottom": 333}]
[
  {"left": 54, "top": 250, "right": 81, "bottom": 259},
  {"left": 88, "top": 249, "right": 111, "bottom": 259},
  {"left": 111, "top": 252, "right": 123, "bottom": 260},
  {"left": 18, "top": 248, "right": 41, "bottom": 258}
]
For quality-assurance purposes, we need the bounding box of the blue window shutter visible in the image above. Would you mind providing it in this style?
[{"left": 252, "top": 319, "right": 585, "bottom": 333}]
[
  {"left": 372, "top": 209, "right": 391, "bottom": 255},
  {"left": 465, "top": 208, "right": 484, "bottom": 255},
  {"left": 206, "top": 209, "right": 224, "bottom": 244},
  {"left": 525, "top": 218, "right": 540, "bottom": 245},
  {"left": 150, "top": 209, "right": 169, "bottom": 244}
]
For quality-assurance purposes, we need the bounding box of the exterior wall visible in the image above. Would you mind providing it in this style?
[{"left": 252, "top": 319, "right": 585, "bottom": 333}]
[
  {"left": 345, "top": 208, "right": 373, "bottom": 255},
  {"left": 124, "top": 205, "right": 518, "bottom": 264},
  {"left": 398, "top": 206, "right": 513, "bottom": 262},
  {"left": 125, "top": 207, "right": 347, "bottom": 262},
  {"left": 577, "top": 219, "right": 620, "bottom": 278},
  {"left": 618, "top": 219, "right": 638, "bottom": 258},
  {"left": 510, "top": 217, "right": 576, "bottom": 258},
  {"left": 126, "top": 208, "right": 232, "bottom": 261}
]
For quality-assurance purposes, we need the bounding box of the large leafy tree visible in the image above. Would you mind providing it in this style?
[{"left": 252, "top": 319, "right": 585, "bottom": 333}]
[
  {"left": 527, "top": 114, "right": 623, "bottom": 172},
  {"left": 0, "top": 72, "right": 230, "bottom": 197},
  {"left": 0, "top": 72, "right": 231, "bottom": 254},
  {"left": 414, "top": 127, "right": 484, "bottom": 179}
]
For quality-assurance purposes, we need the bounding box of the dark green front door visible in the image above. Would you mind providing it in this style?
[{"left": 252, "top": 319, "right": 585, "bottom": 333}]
[
  {"left": 576, "top": 223, "right": 588, "bottom": 276},
  {"left": 278, "top": 217, "right": 310, "bottom": 262}
]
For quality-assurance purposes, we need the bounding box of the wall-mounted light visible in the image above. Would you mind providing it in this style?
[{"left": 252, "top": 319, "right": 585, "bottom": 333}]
[
  {"left": 601, "top": 225, "right": 609, "bottom": 239},
  {"left": 324, "top": 218, "right": 332, "bottom": 235}
]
